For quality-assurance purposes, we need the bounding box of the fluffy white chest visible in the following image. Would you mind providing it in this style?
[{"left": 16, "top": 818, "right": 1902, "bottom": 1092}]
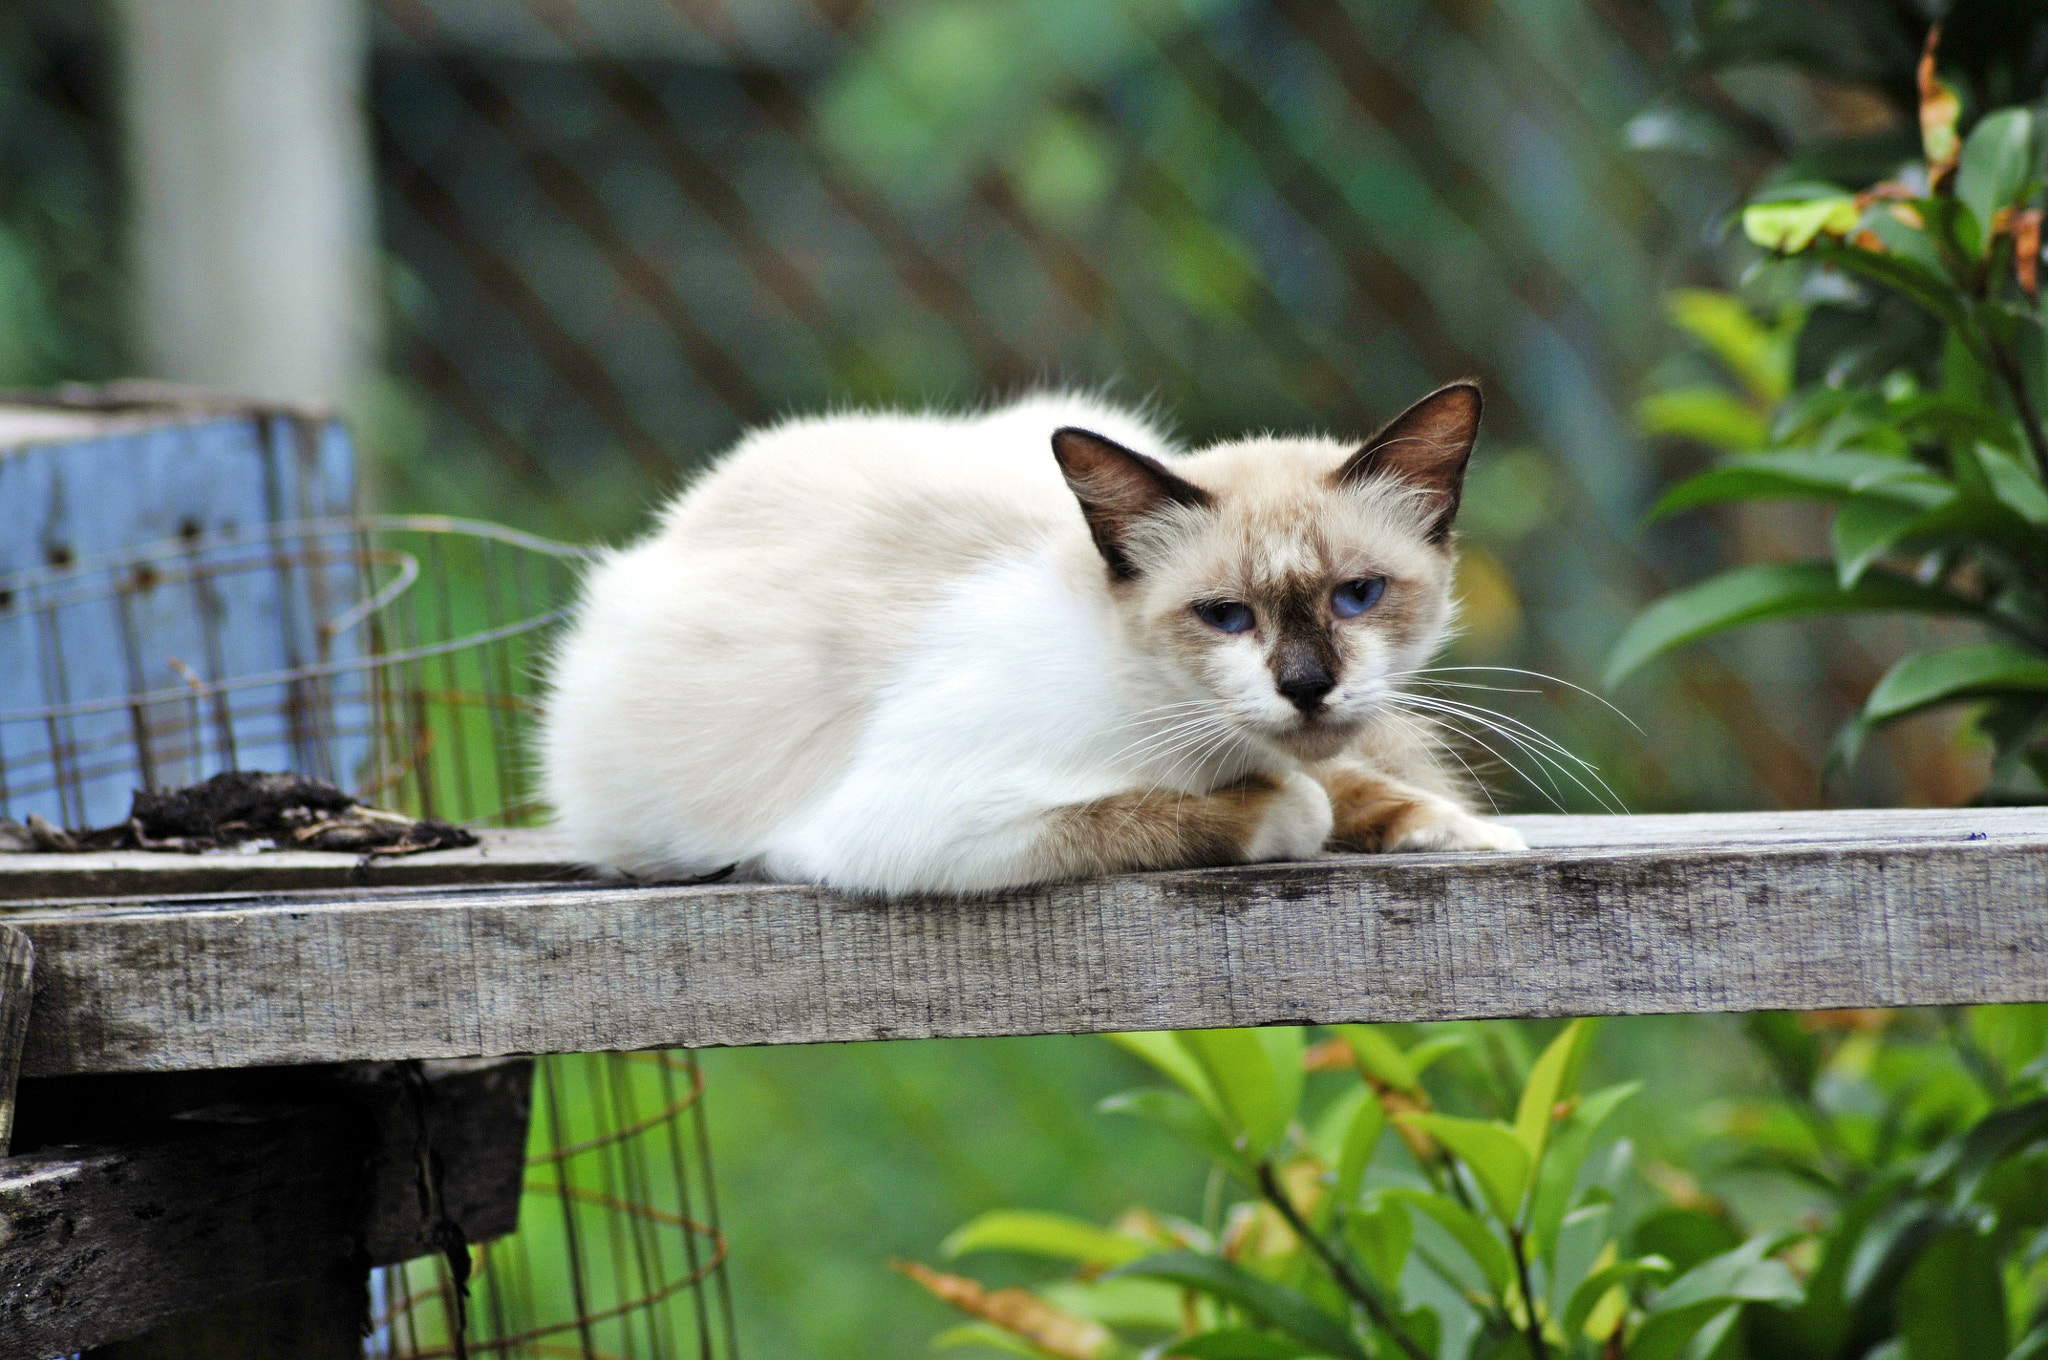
[{"left": 758, "top": 551, "right": 1202, "bottom": 891}]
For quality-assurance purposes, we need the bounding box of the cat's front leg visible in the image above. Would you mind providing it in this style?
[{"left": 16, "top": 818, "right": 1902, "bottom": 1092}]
[
  {"left": 1032, "top": 769, "right": 1332, "bottom": 880},
  {"left": 1314, "top": 759, "right": 1527, "bottom": 854}
]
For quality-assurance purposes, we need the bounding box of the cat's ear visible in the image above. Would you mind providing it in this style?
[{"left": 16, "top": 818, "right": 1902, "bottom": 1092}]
[
  {"left": 1333, "top": 381, "right": 1482, "bottom": 544},
  {"left": 1052, "top": 427, "right": 1214, "bottom": 581}
]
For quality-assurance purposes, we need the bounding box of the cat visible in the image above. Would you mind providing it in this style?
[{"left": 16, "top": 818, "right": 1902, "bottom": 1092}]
[{"left": 538, "top": 381, "right": 1527, "bottom": 895}]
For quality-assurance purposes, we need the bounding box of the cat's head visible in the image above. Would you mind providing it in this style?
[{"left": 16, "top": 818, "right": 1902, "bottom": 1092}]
[{"left": 1053, "top": 382, "right": 1478, "bottom": 763}]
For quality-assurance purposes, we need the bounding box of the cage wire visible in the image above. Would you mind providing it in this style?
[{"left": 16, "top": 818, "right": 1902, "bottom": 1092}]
[{"left": 0, "top": 514, "right": 740, "bottom": 1359}]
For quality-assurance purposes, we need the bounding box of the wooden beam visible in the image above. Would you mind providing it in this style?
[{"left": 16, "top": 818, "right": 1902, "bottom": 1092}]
[
  {"left": 9, "top": 808, "right": 2044, "bottom": 1078},
  {"left": 0, "top": 1058, "right": 532, "bottom": 1356},
  {"left": 0, "top": 827, "right": 587, "bottom": 903},
  {"left": 0, "top": 928, "right": 31, "bottom": 1152}
]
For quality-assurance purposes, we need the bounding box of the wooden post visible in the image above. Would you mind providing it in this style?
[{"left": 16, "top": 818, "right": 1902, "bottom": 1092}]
[
  {"left": 81, "top": 1271, "right": 364, "bottom": 1360},
  {"left": 0, "top": 927, "right": 30, "bottom": 1155},
  {"left": 113, "top": 0, "right": 375, "bottom": 408}
]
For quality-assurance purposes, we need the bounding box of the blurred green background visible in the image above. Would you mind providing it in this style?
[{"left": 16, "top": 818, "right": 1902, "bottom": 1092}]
[{"left": 1, "top": 0, "right": 2039, "bottom": 1354}]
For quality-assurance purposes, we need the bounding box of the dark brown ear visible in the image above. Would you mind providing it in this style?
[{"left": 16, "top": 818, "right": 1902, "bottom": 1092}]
[
  {"left": 1332, "top": 381, "right": 1482, "bottom": 543},
  {"left": 1052, "top": 427, "right": 1214, "bottom": 580}
]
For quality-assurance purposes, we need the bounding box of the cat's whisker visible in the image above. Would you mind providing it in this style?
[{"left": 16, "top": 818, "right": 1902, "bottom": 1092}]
[
  {"left": 1388, "top": 687, "right": 1610, "bottom": 777},
  {"left": 1388, "top": 692, "right": 1597, "bottom": 793},
  {"left": 1397, "top": 665, "right": 1645, "bottom": 735},
  {"left": 1384, "top": 699, "right": 1575, "bottom": 814},
  {"left": 1388, "top": 694, "right": 1626, "bottom": 815},
  {"left": 1374, "top": 708, "right": 1504, "bottom": 817}
]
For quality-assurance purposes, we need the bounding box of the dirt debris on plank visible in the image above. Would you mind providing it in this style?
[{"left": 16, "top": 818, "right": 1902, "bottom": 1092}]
[{"left": 0, "top": 770, "right": 477, "bottom": 857}]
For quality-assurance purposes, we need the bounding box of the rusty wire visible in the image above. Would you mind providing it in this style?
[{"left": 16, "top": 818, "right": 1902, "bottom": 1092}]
[
  {"left": 0, "top": 513, "right": 740, "bottom": 1359},
  {"left": 361, "top": 0, "right": 1903, "bottom": 811},
  {"left": 372, "top": 1051, "right": 737, "bottom": 1360}
]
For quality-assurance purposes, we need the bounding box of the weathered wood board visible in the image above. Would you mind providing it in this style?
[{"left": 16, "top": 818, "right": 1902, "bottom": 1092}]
[
  {"left": 8, "top": 807, "right": 2045, "bottom": 1078},
  {"left": 0, "top": 1057, "right": 531, "bottom": 1356},
  {"left": 0, "top": 826, "right": 585, "bottom": 901},
  {"left": 0, "top": 388, "right": 361, "bottom": 832}
]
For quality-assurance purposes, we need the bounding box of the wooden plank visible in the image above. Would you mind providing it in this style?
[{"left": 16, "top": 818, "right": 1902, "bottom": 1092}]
[
  {"left": 0, "top": 808, "right": 2018, "bottom": 903},
  {"left": 0, "top": 826, "right": 587, "bottom": 902},
  {"left": 0, "top": 1058, "right": 532, "bottom": 1356},
  {"left": 0, "top": 1102, "right": 361, "bottom": 1356},
  {"left": 0, "top": 928, "right": 29, "bottom": 1152},
  {"left": 81, "top": 1270, "right": 365, "bottom": 1360},
  {"left": 8, "top": 807, "right": 2044, "bottom": 1078}
]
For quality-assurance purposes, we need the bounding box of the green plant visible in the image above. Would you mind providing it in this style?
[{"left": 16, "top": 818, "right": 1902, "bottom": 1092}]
[
  {"left": 1609, "top": 35, "right": 2048, "bottom": 800},
  {"left": 1686, "top": 1006, "right": 2048, "bottom": 1360},
  {"left": 898, "top": 1021, "right": 1803, "bottom": 1359}
]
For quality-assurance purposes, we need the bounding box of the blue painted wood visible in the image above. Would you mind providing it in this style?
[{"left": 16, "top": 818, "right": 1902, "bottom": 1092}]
[{"left": 0, "top": 400, "right": 365, "bottom": 828}]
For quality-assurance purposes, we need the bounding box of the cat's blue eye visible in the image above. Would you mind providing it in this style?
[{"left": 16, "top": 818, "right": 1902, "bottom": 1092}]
[
  {"left": 1193, "top": 600, "right": 1255, "bottom": 633},
  {"left": 1332, "top": 577, "right": 1386, "bottom": 617}
]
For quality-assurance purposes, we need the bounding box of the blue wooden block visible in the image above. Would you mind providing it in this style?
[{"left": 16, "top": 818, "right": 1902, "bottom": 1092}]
[{"left": 0, "top": 393, "right": 366, "bottom": 828}]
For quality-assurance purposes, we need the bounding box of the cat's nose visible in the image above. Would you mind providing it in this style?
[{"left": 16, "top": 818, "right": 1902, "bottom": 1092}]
[{"left": 1277, "top": 669, "right": 1335, "bottom": 713}]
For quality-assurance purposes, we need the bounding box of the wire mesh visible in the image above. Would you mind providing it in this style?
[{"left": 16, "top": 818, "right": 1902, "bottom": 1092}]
[
  {"left": 371, "top": 1051, "right": 739, "bottom": 1360},
  {"left": 359, "top": 0, "right": 1988, "bottom": 813},
  {"left": 0, "top": 514, "right": 739, "bottom": 1360}
]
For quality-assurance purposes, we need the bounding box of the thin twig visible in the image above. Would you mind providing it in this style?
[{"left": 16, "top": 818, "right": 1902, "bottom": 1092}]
[
  {"left": 1508, "top": 1226, "right": 1551, "bottom": 1360},
  {"left": 1984, "top": 331, "right": 2048, "bottom": 477},
  {"left": 1256, "top": 1162, "right": 1433, "bottom": 1360}
]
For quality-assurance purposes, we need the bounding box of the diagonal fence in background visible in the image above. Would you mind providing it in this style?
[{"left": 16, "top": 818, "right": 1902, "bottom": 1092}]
[{"left": 370, "top": 0, "right": 1963, "bottom": 813}]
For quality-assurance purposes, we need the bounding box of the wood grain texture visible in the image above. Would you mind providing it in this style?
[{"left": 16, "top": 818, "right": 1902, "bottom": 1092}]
[
  {"left": 0, "top": 928, "right": 29, "bottom": 1152},
  {"left": 0, "top": 1057, "right": 532, "bottom": 1356},
  {"left": 0, "top": 827, "right": 587, "bottom": 902},
  {"left": 0, "top": 1103, "right": 362, "bottom": 1356},
  {"left": 10, "top": 807, "right": 2044, "bottom": 1078}
]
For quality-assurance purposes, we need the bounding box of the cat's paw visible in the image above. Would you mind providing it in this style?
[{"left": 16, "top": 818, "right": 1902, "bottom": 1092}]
[
  {"left": 1383, "top": 800, "right": 1527, "bottom": 853},
  {"left": 1244, "top": 769, "right": 1335, "bottom": 862}
]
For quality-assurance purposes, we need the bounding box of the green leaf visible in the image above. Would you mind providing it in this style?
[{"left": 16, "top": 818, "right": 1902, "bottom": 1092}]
[
  {"left": 1863, "top": 644, "right": 2048, "bottom": 727},
  {"left": 1394, "top": 1114, "right": 1531, "bottom": 1225},
  {"left": 942, "top": 1211, "right": 1153, "bottom": 1268},
  {"left": 1110, "top": 1252, "right": 1368, "bottom": 1360},
  {"left": 1664, "top": 290, "right": 1793, "bottom": 404},
  {"left": 1179, "top": 1029, "right": 1291, "bottom": 1156},
  {"left": 1977, "top": 444, "right": 2048, "bottom": 525},
  {"left": 1833, "top": 492, "right": 1948, "bottom": 585},
  {"left": 1649, "top": 451, "right": 1947, "bottom": 521},
  {"left": 1845, "top": 1200, "right": 1955, "bottom": 1304},
  {"left": 1562, "top": 1256, "right": 1673, "bottom": 1338},
  {"left": 1164, "top": 1329, "right": 1316, "bottom": 1360},
  {"left": 1335, "top": 1090, "right": 1388, "bottom": 1210},
  {"left": 1256, "top": 1028, "right": 1306, "bottom": 1142},
  {"left": 1379, "top": 1186, "right": 1514, "bottom": 1297},
  {"left": 1337, "top": 1025, "right": 1418, "bottom": 1092},
  {"left": 1404, "top": 1035, "right": 1468, "bottom": 1078},
  {"left": 931, "top": 1322, "right": 1053, "bottom": 1358},
  {"left": 1630, "top": 1207, "right": 1742, "bottom": 1276},
  {"left": 1515, "top": 1020, "right": 1587, "bottom": 1167},
  {"left": 1898, "top": 1228, "right": 2008, "bottom": 1360},
  {"left": 1346, "top": 1196, "right": 1413, "bottom": 1292},
  {"left": 1957, "top": 110, "right": 2036, "bottom": 243},
  {"left": 1529, "top": 1082, "right": 1640, "bottom": 1266},
  {"left": 1108, "top": 1032, "right": 1222, "bottom": 1116},
  {"left": 1631, "top": 1237, "right": 1803, "bottom": 1360},
  {"left": 1041, "top": 1277, "right": 1186, "bottom": 1330},
  {"left": 1859, "top": 205, "right": 1952, "bottom": 278},
  {"left": 2010, "top": 1323, "right": 2048, "bottom": 1360},
  {"left": 1743, "top": 196, "right": 1859, "bottom": 253},
  {"left": 1653, "top": 1234, "right": 1804, "bottom": 1311},
  {"left": 1813, "top": 241, "right": 1968, "bottom": 327},
  {"left": 1935, "top": 1095, "right": 2048, "bottom": 1205},
  {"left": 1099, "top": 1088, "right": 1255, "bottom": 1185},
  {"left": 1636, "top": 389, "right": 1771, "bottom": 451},
  {"left": 1605, "top": 563, "right": 1974, "bottom": 688}
]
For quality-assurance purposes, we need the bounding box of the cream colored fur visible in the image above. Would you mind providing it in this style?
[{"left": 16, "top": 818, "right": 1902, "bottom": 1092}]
[{"left": 538, "top": 391, "right": 1524, "bottom": 893}]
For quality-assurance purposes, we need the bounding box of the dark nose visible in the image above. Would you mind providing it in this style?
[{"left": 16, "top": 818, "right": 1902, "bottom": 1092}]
[{"left": 1276, "top": 660, "right": 1336, "bottom": 713}]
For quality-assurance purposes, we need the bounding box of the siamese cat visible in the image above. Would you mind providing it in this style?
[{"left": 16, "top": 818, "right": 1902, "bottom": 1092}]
[{"left": 539, "top": 381, "right": 1525, "bottom": 894}]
